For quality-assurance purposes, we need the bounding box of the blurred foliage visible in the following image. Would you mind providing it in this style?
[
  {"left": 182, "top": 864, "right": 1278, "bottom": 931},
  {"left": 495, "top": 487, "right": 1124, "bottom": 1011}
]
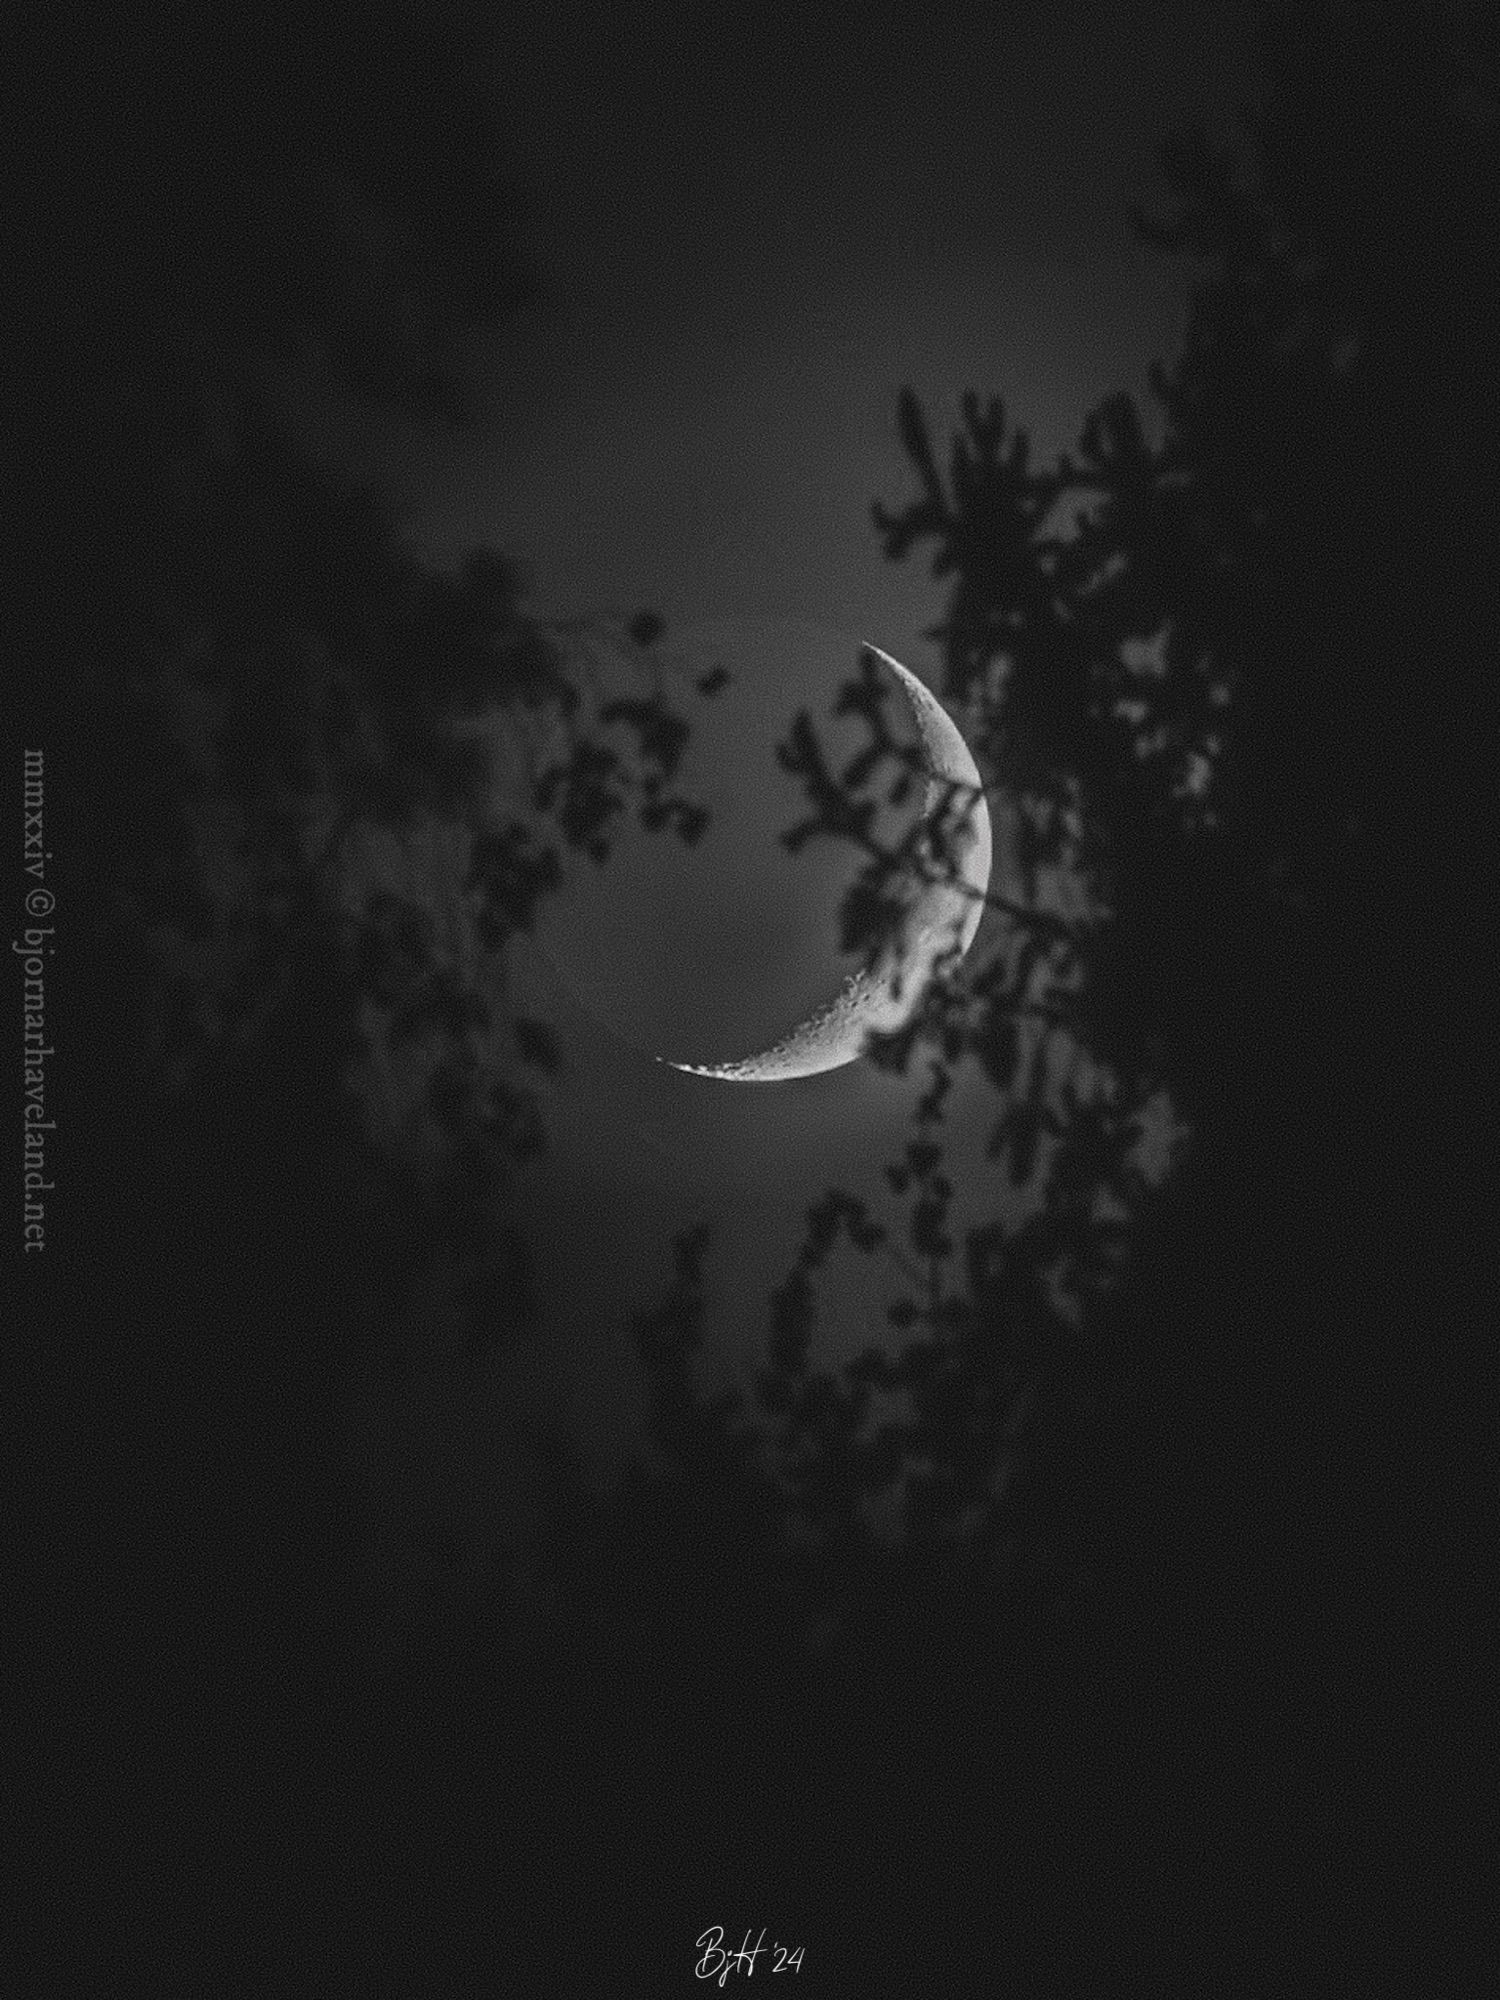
[
  {"left": 71, "top": 4, "right": 722, "bottom": 1275},
  {"left": 104, "top": 395, "right": 714, "bottom": 1235},
  {"left": 56, "top": 9, "right": 535, "bottom": 426},
  {"left": 61, "top": 7, "right": 1496, "bottom": 1969}
]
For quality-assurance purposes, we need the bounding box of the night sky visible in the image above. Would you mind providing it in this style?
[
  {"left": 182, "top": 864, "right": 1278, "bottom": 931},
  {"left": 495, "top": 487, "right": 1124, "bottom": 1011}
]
[
  {"left": 29, "top": 1, "right": 1496, "bottom": 1986},
  {"left": 301, "top": 1, "right": 1254, "bottom": 647},
  {"left": 292, "top": 1, "right": 1247, "bottom": 1498}
]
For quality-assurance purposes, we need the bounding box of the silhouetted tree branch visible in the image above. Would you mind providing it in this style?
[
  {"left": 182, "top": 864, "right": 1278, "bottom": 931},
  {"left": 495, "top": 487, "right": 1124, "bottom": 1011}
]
[{"left": 630, "top": 11, "right": 1497, "bottom": 1775}]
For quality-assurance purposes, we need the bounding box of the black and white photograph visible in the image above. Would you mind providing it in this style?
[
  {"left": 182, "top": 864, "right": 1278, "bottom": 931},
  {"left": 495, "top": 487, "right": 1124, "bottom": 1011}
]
[{"left": 17, "top": 2, "right": 1496, "bottom": 1988}]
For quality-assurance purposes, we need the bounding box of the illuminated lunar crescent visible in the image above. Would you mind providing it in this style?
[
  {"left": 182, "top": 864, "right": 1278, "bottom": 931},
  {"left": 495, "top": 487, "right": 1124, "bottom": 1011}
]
[{"left": 663, "top": 644, "right": 992, "bottom": 1082}]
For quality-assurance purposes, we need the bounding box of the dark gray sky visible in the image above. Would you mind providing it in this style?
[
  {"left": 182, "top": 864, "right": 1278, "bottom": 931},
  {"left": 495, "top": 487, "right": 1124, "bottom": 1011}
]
[
  {"left": 315, "top": 1, "right": 1257, "bottom": 655},
  {"left": 327, "top": 1, "right": 1251, "bottom": 1560}
]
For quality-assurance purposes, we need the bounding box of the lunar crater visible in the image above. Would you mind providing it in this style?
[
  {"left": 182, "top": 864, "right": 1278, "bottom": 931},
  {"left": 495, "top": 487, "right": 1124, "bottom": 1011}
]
[{"left": 663, "top": 642, "right": 992, "bottom": 1083}]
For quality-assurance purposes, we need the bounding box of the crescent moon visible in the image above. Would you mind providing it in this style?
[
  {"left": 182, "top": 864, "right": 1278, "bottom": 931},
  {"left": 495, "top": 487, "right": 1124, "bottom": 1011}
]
[{"left": 663, "top": 644, "right": 992, "bottom": 1082}]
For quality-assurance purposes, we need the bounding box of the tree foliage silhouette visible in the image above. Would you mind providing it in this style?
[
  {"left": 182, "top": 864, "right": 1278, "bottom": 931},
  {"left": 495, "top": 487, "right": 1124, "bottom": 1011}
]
[
  {"left": 73, "top": 0, "right": 723, "bottom": 1282},
  {"left": 623, "top": 0, "right": 1497, "bottom": 1915},
  {"left": 58, "top": 10, "right": 533, "bottom": 428},
  {"left": 53, "top": 3, "right": 1498, "bottom": 1979},
  {"left": 59, "top": 20, "right": 735, "bottom": 1976}
]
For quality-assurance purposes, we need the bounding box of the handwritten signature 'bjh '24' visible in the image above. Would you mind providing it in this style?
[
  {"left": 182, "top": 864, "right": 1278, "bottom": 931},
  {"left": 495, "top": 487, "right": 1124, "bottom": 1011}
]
[{"left": 696, "top": 1928, "right": 804, "bottom": 1982}]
